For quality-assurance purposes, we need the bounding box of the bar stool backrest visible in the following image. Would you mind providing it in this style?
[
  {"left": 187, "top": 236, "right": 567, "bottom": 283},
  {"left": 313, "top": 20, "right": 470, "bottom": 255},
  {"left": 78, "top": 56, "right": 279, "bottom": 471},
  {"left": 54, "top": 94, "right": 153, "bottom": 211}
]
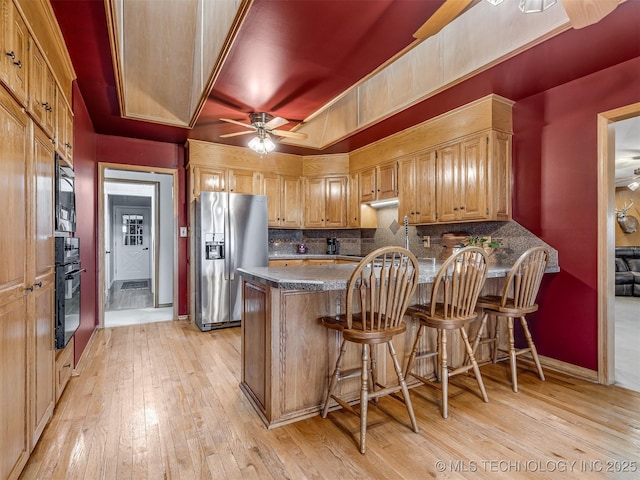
[
  {"left": 429, "top": 246, "right": 488, "bottom": 320},
  {"left": 346, "top": 247, "right": 419, "bottom": 331},
  {"left": 500, "top": 246, "right": 549, "bottom": 309}
]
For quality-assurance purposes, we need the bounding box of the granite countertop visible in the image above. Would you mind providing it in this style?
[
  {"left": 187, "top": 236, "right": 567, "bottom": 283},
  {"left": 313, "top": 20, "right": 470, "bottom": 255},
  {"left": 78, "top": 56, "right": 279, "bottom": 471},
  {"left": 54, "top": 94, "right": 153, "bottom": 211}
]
[
  {"left": 238, "top": 262, "right": 527, "bottom": 291},
  {"left": 268, "top": 254, "right": 364, "bottom": 260}
]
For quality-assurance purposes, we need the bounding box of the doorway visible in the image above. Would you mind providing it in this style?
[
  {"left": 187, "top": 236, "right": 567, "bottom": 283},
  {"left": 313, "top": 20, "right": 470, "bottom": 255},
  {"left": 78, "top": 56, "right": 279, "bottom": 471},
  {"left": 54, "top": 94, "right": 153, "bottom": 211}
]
[
  {"left": 597, "top": 102, "right": 640, "bottom": 389},
  {"left": 99, "top": 164, "right": 178, "bottom": 328}
]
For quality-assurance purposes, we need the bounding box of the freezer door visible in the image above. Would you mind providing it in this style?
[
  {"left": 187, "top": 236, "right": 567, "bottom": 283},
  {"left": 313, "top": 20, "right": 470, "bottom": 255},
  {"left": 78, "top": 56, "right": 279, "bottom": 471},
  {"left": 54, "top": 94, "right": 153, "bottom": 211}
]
[
  {"left": 228, "top": 193, "right": 268, "bottom": 322},
  {"left": 196, "top": 191, "right": 230, "bottom": 329}
]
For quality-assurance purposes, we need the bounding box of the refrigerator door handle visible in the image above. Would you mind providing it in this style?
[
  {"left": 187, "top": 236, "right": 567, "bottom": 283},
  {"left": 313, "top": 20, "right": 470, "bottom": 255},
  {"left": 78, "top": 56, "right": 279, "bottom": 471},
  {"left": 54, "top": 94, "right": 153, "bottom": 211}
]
[
  {"left": 228, "top": 206, "right": 235, "bottom": 281},
  {"left": 224, "top": 206, "right": 230, "bottom": 280}
]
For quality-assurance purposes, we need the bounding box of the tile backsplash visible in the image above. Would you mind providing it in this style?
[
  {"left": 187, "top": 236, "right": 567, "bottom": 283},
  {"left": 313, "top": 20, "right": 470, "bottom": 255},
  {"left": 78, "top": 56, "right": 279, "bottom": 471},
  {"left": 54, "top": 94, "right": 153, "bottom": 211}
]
[{"left": 268, "top": 206, "right": 558, "bottom": 267}]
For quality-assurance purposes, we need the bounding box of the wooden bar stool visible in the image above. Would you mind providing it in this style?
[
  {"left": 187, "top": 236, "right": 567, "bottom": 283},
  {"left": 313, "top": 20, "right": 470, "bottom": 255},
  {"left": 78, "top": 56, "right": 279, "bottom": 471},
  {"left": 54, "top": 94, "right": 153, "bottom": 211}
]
[
  {"left": 473, "top": 246, "right": 549, "bottom": 392},
  {"left": 320, "top": 247, "right": 420, "bottom": 454},
  {"left": 404, "top": 247, "right": 489, "bottom": 419}
]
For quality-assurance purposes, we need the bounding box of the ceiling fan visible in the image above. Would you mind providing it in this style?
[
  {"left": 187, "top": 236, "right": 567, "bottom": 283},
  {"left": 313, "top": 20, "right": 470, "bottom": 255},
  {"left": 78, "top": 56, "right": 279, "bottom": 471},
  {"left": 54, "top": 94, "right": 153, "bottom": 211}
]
[
  {"left": 219, "top": 113, "right": 308, "bottom": 140},
  {"left": 412, "top": 0, "right": 620, "bottom": 40}
]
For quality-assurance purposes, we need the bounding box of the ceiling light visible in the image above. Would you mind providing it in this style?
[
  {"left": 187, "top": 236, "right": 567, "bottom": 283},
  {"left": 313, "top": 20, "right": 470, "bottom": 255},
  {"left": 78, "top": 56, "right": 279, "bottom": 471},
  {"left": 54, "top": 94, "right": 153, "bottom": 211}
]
[
  {"left": 248, "top": 130, "right": 275, "bottom": 155},
  {"left": 519, "top": 0, "right": 557, "bottom": 13},
  {"left": 628, "top": 181, "right": 640, "bottom": 191},
  {"left": 486, "top": 0, "right": 504, "bottom": 5}
]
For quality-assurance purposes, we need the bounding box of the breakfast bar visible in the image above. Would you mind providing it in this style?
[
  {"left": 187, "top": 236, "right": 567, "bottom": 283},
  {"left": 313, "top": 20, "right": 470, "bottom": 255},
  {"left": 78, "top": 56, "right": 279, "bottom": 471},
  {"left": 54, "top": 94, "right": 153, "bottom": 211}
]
[{"left": 237, "top": 259, "right": 556, "bottom": 428}]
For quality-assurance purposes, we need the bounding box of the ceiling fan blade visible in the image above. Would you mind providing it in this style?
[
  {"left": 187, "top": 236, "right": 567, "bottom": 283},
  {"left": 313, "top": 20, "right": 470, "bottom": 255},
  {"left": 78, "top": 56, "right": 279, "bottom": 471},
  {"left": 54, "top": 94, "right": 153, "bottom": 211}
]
[
  {"left": 220, "top": 130, "right": 255, "bottom": 138},
  {"left": 220, "top": 117, "right": 254, "bottom": 128},
  {"left": 560, "top": 0, "right": 618, "bottom": 29},
  {"left": 413, "top": 0, "right": 473, "bottom": 40},
  {"left": 271, "top": 129, "right": 308, "bottom": 140},
  {"left": 265, "top": 116, "right": 289, "bottom": 129}
]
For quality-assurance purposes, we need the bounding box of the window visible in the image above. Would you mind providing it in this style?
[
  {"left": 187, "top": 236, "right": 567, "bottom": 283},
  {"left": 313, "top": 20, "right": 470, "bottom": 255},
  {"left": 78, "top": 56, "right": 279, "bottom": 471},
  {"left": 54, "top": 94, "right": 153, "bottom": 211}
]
[{"left": 122, "top": 214, "right": 143, "bottom": 245}]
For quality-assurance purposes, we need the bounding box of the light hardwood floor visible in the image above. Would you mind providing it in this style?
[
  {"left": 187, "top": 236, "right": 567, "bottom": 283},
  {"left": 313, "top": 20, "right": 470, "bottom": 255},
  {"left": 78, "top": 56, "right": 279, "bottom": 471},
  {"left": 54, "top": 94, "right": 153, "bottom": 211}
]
[
  {"left": 20, "top": 321, "right": 640, "bottom": 480},
  {"left": 615, "top": 296, "right": 640, "bottom": 392}
]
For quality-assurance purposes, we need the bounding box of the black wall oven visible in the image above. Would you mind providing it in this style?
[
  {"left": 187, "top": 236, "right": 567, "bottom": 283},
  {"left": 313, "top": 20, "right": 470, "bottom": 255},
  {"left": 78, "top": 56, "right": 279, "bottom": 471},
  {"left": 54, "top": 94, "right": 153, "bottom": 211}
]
[
  {"left": 55, "top": 154, "right": 76, "bottom": 233},
  {"left": 55, "top": 237, "right": 83, "bottom": 349}
]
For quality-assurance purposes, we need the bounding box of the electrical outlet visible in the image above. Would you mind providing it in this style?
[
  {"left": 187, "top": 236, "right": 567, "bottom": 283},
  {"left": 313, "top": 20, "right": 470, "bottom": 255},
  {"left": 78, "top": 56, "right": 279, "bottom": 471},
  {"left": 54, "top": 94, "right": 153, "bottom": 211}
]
[
  {"left": 180, "top": 226, "right": 188, "bottom": 237},
  {"left": 423, "top": 235, "right": 430, "bottom": 248}
]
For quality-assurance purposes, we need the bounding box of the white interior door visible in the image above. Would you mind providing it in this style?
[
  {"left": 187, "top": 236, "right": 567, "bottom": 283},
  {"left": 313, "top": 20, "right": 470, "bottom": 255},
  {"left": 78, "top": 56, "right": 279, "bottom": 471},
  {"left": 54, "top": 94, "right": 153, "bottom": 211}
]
[{"left": 114, "top": 206, "right": 151, "bottom": 281}]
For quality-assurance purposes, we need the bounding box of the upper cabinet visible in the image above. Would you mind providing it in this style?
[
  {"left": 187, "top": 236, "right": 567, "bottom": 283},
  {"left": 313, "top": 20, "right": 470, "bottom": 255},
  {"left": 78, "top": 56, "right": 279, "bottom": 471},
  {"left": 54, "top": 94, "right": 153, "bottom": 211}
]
[
  {"left": 55, "top": 92, "right": 73, "bottom": 165},
  {"left": 397, "top": 151, "right": 437, "bottom": 224},
  {"left": 261, "top": 173, "right": 301, "bottom": 228},
  {"left": 304, "top": 175, "right": 347, "bottom": 228},
  {"left": 191, "top": 166, "right": 227, "bottom": 199},
  {"left": 29, "top": 43, "right": 56, "bottom": 138},
  {"left": 359, "top": 162, "right": 397, "bottom": 203},
  {"left": 228, "top": 169, "right": 258, "bottom": 194},
  {"left": 0, "top": 0, "right": 29, "bottom": 106}
]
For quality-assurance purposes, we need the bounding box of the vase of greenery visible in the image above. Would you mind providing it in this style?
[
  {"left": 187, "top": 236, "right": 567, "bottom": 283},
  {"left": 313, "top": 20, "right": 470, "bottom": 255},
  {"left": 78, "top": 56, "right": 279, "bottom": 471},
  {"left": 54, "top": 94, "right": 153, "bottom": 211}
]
[{"left": 466, "top": 235, "right": 500, "bottom": 256}]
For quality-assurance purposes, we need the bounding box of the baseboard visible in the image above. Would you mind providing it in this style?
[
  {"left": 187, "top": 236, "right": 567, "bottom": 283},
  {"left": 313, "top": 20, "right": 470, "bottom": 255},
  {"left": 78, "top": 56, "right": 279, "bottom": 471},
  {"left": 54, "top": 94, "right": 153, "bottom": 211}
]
[
  {"left": 521, "top": 355, "right": 599, "bottom": 383},
  {"left": 72, "top": 328, "right": 98, "bottom": 377},
  {"left": 178, "top": 315, "right": 190, "bottom": 321},
  {"left": 157, "top": 302, "right": 173, "bottom": 308}
]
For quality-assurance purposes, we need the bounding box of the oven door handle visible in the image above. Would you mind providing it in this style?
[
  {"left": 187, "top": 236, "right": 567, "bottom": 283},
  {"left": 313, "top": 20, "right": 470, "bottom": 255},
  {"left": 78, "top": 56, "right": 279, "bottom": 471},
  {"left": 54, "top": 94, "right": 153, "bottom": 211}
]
[{"left": 65, "top": 268, "right": 86, "bottom": 279}]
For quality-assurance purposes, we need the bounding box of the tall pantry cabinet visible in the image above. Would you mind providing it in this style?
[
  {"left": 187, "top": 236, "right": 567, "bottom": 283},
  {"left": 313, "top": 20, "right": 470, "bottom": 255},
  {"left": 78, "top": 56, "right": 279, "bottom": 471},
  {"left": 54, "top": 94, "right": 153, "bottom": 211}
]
[{"left": 1, "top": 0, "right": 74, "bottom": 478}]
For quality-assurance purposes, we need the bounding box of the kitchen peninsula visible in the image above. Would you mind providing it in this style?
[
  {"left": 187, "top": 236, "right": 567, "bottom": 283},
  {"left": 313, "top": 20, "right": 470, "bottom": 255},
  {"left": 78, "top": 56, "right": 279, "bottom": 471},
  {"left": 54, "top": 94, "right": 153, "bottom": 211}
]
[{"left": 238, "top": 258, "right": 558, "bottom": 428}]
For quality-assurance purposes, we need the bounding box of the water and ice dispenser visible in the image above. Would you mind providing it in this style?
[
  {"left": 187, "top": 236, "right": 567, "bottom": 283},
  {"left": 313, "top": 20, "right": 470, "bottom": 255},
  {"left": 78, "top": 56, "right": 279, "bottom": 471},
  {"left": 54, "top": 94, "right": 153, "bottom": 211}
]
[{"left": 205, "top": 233, "right": 225, "bottom": 260}]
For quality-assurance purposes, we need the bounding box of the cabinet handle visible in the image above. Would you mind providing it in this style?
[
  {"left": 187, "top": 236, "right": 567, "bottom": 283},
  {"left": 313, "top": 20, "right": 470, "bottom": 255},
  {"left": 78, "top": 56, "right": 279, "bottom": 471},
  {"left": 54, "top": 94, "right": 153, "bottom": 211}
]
[
  {"left": 460, "top": 206, "right": 465, "bottom": 210},
  {"left": 34, "top": 281, "right": 43, "bottom": 288},
  {"left": 65, "top": 143, "right": 72, "bottom": 150},
  {"left": 43, "top": 102, "right": 52, "bottom": 111},
  {"left": 13, "top": 60, "right": 22, "bottom": 68},
  {"left": 24, "top": 285, "right": 34, "bottom": 292},
  {"left": 453, "top": 207, "right": 458, "bottom": 211},
  {"left": 63, "top": 363, "right": 71, "bottom": 369},
  {"left": 6, "top": 50, "right": 15, "bottom": 59},
  {"left": 416, "top": 211, "right": 420, "bottom": 214}
]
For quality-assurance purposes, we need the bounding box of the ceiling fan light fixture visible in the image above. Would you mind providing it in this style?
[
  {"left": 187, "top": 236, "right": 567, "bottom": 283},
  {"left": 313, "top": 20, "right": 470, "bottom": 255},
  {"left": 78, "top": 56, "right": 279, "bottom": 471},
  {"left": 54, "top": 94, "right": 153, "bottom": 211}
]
[
  {"left": 486, "top": 0, "right": 504, "bottom": 5},
  {"left": 519, "top": 0, "right": 557, "bottom": 14},
  {"left": 248, "top": 131, "right": 276, "bottom": 155}
]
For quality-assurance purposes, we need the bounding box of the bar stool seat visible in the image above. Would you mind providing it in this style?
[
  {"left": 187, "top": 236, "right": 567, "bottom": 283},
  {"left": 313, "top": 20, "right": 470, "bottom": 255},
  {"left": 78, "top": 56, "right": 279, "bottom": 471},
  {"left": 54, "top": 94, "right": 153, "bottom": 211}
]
[
  {"left": 404, "top": 246, "right": 489, "bottom": 419},
  {"left": 319, "top": 247, "right": 420, "bottom": 454},
  {"left": 473, "top": 246, "right": 549, "bottom": 393}
]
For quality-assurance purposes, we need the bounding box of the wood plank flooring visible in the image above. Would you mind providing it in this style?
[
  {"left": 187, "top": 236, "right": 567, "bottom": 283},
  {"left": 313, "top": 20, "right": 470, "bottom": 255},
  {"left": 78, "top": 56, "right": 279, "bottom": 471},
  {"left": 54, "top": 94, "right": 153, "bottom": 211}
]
[{"left": 20, "top": 321, "right": 640, "bottom": 480}]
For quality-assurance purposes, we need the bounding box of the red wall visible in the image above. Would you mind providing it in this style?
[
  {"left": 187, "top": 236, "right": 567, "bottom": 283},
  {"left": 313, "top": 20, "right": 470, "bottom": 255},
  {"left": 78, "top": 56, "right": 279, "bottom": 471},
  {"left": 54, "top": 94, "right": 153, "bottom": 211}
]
[
  {"left": 512, "top": 58, "right": 640, "bottom": 370},
  {"left": 72, "top": 81, "right": 97, "bottom": 365}
]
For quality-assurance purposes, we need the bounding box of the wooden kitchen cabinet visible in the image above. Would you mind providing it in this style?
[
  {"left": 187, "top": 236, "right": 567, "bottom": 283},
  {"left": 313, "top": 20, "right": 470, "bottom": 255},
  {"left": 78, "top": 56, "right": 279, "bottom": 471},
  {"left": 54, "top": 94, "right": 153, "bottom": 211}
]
[
  {"left": 0, "top": 0, "right": 29, "bottom": 107},
  {"left": 348, "top": 172, "right": 360, "bottom": 227},
  {"left": 0, "top": 84, "right": 33, "bottom": 480},
  {"left": 262, "top": 173, "right": 301, "bottom": 228},
  {"left": 304, "top": 175, "right": 347, "bottom": 228},
  {"left": 229, "top": 169, "right": 258, "bottom": 194},
  {"left": 55, "top": 90, "right": 73, "bottom": 165},
  {"left": 29, "top": 43, "right": 56, "bottom": 138},
  {"left": 397, "top": 150, "right": 437, "bottom": 224},
  {"left": 359, "top": 162, "right": 397, "bottom": 203},
  {"left": 437, "top": 133, "right": 490, "bottom": 223},
  {"left": 192, "top": 166, "right": 227, "bottom": 199}
]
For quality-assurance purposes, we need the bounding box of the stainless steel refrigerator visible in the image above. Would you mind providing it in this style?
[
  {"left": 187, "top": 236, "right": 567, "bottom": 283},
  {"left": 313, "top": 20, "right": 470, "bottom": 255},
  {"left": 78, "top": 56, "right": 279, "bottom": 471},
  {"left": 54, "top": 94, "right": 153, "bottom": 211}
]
[{"left": 195, "top": 192, "right": 268, "bottom": 331}]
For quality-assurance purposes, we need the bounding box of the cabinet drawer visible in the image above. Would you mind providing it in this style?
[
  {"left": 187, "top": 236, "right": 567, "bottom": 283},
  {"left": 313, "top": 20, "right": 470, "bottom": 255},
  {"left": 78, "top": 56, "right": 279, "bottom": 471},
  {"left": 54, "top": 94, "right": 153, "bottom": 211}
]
[{"left": 55, "top": 337, "right": 74, "bottom": 402}]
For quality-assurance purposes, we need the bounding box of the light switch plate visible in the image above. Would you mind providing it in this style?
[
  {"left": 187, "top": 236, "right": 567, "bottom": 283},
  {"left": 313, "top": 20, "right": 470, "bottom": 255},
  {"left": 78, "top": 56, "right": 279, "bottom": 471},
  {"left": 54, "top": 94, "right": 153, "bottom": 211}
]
[{"left": 180, "top": 227, "right": 188, "bottom": 237}]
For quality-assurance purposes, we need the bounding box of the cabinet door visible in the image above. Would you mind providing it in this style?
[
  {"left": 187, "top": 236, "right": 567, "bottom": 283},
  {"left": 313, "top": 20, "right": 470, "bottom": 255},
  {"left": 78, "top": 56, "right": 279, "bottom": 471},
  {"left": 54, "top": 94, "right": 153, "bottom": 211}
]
[
  {"left": 325, "top": 176, "right": 347, "bottom": 228},
  {"left": 29, "top": 43, "right": 47, "bottom": 128},
  {"left": 33, "top": 126, "right": 55, "bottom": 279},
  {"left": 0, "top": 86, "right": 30, "bottom": 480},
  {"left": 459, "top": 134, "right": 489, "bottom": 221},
  {"left": 397, "top": 157, "right": 416, "bottom": 222},
  {"left": 194, "top": 166, "right": 226, "bottom": 197},
  {"left": 228, "top": 169, "right": 257, "bottom": 194},
  {"left": 414, "top": 150, "right": 437, "bottom": 224},
  {"left": 359, "top": 167, "right": 376, "bottom": 203},
  {"left": 281, "top": 176, "right": 301, "bottom": 228},
  {"left": 262, "top": 173, "right": 282, "bottom": 226},
  {"left": 436, "top": 143, "right": 460, "bottom": 223},
  {"left": 56, "top": 93, "right": 73, "bottom": 165},
  {"left": 0, "top": 2, "right": 29, "bottom": 106},
  {"left": 304, "top": 177, "right": 326, "bottom": 227},
  {"left": 348, "top": 172, "right": 360, "bottom": 227},
  {"left": 376, "top": 162, "right": 397, "bottom": 199},
  {"left": 31, "top": 275, "right": 54, "bottom": 448}
]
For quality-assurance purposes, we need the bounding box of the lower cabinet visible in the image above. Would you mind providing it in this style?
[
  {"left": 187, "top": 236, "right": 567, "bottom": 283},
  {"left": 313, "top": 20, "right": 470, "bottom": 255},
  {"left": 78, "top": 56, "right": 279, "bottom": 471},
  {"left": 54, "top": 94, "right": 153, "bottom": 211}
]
[{"left": 55, "top": 337, "right": 74, "bottom": 402}]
